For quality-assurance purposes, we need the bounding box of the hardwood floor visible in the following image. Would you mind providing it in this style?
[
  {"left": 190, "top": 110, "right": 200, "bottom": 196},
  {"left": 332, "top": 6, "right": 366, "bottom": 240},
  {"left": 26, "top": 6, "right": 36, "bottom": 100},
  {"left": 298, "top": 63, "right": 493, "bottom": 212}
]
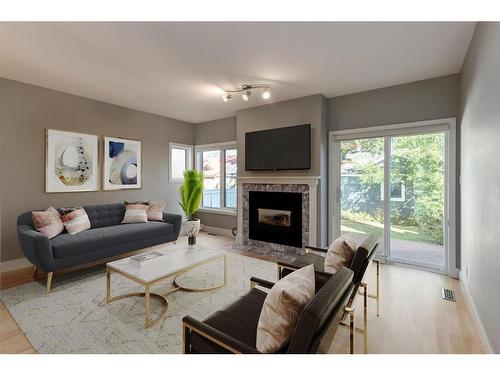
[
  {"left": 330, "top": 263, "right": 487, "bottom": 354},
  {"left": 0, "top": 233, "right": 488, "bottom": 354},
  {"left": 0, "top": 301, "right": 35, "bottom": 353}
]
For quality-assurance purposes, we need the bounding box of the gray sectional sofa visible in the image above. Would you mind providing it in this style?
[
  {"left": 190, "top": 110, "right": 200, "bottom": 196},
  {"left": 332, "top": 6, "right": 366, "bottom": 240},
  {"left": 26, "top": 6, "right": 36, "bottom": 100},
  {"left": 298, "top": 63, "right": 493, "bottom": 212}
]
[{"left": 17, "top": 202, "right": 182, "bottom": 292}]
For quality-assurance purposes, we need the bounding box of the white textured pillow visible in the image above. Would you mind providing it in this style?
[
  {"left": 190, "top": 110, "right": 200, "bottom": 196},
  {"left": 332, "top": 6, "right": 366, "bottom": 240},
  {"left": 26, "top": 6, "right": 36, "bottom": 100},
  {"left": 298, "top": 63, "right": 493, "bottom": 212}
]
[
  {"left": 147, "top": 201, "right": 165, "bottom": 221},
  {"left": 60, "top": 207, "right": 91, "bottom": 235},
  {"left": 256, "top": 264, "right": 315, "bottom": 353},
  {"left": 122, "top": 203, "right": 149, "bottom": 224},
  {"left": 324, "top": 236, "right": 357, "bottom": 274}
]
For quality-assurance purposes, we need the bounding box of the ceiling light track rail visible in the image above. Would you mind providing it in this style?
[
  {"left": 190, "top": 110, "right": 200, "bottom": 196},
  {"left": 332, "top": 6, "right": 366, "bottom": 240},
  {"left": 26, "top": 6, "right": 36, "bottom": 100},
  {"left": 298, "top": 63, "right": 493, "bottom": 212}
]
[{"left": 222, "top": 84, "right": 271, "bottom": 102}]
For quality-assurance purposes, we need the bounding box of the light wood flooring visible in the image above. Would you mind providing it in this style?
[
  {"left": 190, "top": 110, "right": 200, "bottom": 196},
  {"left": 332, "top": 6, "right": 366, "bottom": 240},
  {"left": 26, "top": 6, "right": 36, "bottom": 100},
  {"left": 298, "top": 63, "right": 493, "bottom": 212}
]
[{"left": 0, "top": 233, "right": 488, "bottom": 354}]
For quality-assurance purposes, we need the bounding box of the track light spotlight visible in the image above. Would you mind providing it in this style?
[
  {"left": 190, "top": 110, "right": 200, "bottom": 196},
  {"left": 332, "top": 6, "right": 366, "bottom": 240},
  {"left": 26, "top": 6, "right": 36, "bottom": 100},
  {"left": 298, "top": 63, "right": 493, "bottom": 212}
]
[
  {"left": 242, "top": 90, "right": 251, "bottom": 101},
  {"left": 262, "top": 87, "right": 271, "bottom": 99},
  {"left": 221, "top": 84, "right": 270, "bottom": 103}
]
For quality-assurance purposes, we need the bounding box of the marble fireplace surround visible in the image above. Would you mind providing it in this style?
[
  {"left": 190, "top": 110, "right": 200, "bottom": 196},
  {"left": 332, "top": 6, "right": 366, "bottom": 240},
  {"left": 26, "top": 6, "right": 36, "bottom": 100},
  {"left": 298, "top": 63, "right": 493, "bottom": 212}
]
[{"left": 236, "top": 176, "right": 320, "bottom": 254}]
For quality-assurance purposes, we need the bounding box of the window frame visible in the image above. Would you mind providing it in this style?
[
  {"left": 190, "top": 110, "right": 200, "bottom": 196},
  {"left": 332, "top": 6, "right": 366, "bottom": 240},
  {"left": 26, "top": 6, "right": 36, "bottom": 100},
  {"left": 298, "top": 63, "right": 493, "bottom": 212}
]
[
  {"left": 195, "top": 141, "right": 237, "bottom": 215},
  {"left": 169, "top": 142, "right": 193, "bottom": 183}
]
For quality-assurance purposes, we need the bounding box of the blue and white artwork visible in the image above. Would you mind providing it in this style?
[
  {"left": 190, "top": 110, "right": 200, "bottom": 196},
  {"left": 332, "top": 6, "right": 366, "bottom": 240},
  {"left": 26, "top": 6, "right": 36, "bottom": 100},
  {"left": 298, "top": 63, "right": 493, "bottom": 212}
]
[
  {"left": 46, "top": 129, "right": 99, "bottom": 192},
  {"left": 103, "top": 136, "right": 142, "bottom": 190}
]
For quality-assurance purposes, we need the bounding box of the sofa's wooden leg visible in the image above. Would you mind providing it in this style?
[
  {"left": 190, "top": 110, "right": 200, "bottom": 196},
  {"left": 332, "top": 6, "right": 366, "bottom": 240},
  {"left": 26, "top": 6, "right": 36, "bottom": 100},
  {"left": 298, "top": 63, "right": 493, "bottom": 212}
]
[
  {"left": 46, "top": 272, "right": 53, "bottom": 294},
  {"left": 33, "top": 266, "right": 38, "bottom": 279},
  {"left": 173, "top": 241, "right": 177, "bottom": 245}
]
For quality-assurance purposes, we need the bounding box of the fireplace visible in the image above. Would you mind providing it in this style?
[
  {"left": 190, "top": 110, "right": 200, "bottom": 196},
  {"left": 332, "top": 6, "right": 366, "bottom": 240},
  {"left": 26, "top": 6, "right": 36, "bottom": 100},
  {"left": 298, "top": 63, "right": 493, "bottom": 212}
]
[{"left": 249, "top": 191, "right": 302, "bottom": 248}]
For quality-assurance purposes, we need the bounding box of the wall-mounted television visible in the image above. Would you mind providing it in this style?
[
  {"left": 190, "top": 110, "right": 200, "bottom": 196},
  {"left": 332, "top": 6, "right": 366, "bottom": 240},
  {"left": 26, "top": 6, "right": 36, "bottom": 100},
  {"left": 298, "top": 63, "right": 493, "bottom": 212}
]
[{"left": 245, "top": 124, "right": 311, "bottom": 171}]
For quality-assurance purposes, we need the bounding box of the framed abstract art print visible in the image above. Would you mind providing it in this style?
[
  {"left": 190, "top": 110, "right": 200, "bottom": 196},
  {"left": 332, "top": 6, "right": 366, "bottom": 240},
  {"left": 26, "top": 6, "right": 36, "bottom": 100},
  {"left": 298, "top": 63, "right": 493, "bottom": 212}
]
[
  {"left": 45, "top": 129, "right": 99, "bottom": 193},
  {"left": 103, "top": 136, "right": 142, "bottom": 190}
]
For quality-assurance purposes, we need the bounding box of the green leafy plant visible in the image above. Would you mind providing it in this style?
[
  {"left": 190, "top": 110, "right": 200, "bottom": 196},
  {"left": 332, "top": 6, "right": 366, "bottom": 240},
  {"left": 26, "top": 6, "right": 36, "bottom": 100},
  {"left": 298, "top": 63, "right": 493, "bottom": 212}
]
[{"left": 179, "top": 170, "right": 203, "bottom": 220}]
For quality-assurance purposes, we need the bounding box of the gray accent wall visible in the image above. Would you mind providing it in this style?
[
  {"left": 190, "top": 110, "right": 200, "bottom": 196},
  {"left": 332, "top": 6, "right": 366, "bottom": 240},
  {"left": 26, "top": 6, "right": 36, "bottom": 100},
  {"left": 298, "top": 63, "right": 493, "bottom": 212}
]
[
  {"left": 0, "top": 78, "right": 194, "bottom": 262},
  {"left": 194, "top": 116, "right": 236, "bottom": 144},
  {"left": 328, "top": 74, "right": 460, "bottom": 131},
  {"left": 237, "top": 94, "right": 326, "bottom": 178},
  {"left": 236, "top": 94, "right": 328, "bottom": 246},
  {"left": 460, "top": 22, "right": 500, "bottom": 353}
]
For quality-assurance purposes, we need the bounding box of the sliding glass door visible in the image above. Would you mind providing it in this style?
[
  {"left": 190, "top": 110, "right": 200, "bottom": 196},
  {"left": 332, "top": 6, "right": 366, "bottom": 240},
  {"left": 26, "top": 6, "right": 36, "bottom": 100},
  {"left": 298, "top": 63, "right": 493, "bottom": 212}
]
[
  {"left": 389, "top": 133, "right": 446, "bottom": 269},
  {"left": 339, "top": 137, "right": 385, "bottom": 256},
  {"left": 332, "top": 124, "right": 452, "bottom": 274}
]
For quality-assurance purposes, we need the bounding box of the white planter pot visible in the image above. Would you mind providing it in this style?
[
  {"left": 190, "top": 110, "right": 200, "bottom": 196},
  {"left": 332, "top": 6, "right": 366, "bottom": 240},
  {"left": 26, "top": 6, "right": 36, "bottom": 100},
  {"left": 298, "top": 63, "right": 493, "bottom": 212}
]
[{"left": 184, "top": 219, "right": 202, "bottom": 238}]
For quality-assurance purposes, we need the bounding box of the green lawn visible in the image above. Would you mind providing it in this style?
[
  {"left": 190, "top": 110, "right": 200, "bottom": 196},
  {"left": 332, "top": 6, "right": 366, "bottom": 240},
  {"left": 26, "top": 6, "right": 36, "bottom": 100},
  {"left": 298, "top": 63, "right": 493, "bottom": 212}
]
[{"left": 341, "top": 218, "right": 441, "bottom": 245}]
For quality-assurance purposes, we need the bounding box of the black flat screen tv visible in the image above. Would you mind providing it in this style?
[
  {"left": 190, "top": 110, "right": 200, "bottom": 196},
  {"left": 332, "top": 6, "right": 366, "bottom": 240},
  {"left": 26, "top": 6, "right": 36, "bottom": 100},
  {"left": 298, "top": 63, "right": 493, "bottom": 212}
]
[{"left": 245, "top": 124, "right": 311, "bottom": 171}]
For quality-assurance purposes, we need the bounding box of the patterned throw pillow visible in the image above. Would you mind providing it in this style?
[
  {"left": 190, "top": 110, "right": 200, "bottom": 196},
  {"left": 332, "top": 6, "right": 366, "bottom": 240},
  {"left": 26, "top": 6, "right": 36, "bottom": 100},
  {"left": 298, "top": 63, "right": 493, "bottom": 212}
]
[
  {"left": 122, "top": 203, "right": 149, "bottom": 224},
  {"left": 32, "top": 207, "right": 64, "bottom": 239},
  {"left": 324, "top": 236, "right": 357, "bottom": 274},
  {"left": 256, "top": 264, "right": 315, "bottom": 353},
  {"left": 147, "top": 201, "right": 165, "bottom": 221},
  {"left": 60, "top": 207, "right": 91, "bottom": 235}
]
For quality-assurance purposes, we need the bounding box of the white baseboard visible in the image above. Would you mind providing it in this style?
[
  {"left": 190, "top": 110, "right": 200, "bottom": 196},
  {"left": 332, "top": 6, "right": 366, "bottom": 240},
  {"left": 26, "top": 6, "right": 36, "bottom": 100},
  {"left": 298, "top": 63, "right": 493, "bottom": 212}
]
[
  {"left": 0, "top": 257, "right": 32, "bottom": 273},
  {"left": 202, "top": 225, "right": 233, "bottom": 237},
  {"left": 459, "top": 271, "right": 494, "bottom": 353}
]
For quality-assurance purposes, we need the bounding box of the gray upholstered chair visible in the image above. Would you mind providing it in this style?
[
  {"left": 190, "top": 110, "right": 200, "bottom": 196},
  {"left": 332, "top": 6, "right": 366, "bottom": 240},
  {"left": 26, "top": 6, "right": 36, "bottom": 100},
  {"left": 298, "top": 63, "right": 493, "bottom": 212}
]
[
  {"left": 182, "top": 267, "right": 355, "bottom": 354},
  {"left": 277, "top": 235, "right": 380, "bottom": 353}
]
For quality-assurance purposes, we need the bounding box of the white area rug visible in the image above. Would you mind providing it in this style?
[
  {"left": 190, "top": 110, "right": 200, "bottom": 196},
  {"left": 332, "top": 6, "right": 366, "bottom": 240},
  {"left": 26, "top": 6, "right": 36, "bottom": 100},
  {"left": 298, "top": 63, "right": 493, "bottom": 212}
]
[{"left": 0, "top": 251, "right": 276, "bottom": 353}]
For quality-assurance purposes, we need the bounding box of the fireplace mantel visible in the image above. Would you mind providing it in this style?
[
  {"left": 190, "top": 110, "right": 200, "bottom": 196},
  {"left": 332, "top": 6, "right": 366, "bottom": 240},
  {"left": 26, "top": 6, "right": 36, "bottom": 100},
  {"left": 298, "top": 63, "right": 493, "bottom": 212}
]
[
  {"left": 236, "top": 176, "right": 320, "bottom": 249},
  {"left": 237, "top": 176, "right": 320, "bottom": 185}
]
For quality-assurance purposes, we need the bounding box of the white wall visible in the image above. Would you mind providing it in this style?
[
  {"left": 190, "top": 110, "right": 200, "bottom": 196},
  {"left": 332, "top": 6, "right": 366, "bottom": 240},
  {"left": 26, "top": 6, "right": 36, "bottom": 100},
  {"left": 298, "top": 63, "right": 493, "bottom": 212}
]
[{"left": 460, "top": 22, "right": 500, "bottom": 353}]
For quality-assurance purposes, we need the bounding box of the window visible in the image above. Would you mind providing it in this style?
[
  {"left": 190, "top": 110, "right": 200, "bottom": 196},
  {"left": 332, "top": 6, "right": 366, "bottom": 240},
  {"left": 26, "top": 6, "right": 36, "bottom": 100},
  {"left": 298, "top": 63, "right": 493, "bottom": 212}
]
[
  {"left": 169, "top": 143, "right": 193, "bottom": 182},
  {"left": 380, "top": 182, "right": 406, "bottom": 202},
  {"left": 195, "top": 142, "right": 237, "bottom": 213}
]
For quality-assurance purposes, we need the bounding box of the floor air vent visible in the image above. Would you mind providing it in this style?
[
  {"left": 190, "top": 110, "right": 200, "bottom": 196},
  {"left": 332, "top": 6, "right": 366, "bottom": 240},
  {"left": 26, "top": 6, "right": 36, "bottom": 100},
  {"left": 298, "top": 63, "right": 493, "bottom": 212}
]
[{"left": 441, "top": 288, "right": 456, "bottom": 302}]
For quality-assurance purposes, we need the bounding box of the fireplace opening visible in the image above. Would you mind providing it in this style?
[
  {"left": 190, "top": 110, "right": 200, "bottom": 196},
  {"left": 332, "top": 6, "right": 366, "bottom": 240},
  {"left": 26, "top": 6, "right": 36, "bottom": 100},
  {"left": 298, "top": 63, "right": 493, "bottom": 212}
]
[
  {"left": 258, "top": 208, "right": 292, "bottom": 227},
  {"left": 249, "top": 191, "right": 302, "bottom": 248}
]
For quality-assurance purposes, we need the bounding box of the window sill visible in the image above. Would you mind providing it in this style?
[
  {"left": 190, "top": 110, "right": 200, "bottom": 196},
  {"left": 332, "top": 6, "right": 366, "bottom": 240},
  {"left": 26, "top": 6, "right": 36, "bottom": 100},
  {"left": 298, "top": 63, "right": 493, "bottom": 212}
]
[{"left": 196, "top": 208, "right": 237, "bottom": 216}]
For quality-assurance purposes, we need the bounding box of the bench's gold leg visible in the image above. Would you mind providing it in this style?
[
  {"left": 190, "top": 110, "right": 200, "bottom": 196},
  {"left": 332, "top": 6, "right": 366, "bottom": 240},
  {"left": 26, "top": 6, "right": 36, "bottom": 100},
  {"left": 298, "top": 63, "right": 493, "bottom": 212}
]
[{"left": 46, "top": 272, "right": 53, "bottom": 294}]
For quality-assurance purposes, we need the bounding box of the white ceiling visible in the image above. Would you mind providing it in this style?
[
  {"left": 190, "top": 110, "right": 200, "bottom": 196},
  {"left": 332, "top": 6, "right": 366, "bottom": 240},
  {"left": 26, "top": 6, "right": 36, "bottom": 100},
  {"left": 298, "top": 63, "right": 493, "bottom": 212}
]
[{"left": 0, "top": 22, "right": 475, "bottom": 123}]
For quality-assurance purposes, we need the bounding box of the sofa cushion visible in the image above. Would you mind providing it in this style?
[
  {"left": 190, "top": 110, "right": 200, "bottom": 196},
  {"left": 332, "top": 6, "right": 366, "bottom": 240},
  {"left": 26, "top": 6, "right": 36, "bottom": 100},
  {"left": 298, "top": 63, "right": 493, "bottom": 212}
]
[
  {"left": 189, "top": 288, "right": 267, "bottom": 353},
  {"left": 51, "top": 222, "right": 174, "bottom": 259}
]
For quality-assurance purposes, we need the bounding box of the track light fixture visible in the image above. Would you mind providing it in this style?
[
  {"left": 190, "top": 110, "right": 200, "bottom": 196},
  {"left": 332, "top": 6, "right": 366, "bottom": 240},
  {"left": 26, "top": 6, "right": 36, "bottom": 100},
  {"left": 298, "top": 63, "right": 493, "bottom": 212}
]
[{"left": 221, "top": 84, "right": 271, "bottom": 103}]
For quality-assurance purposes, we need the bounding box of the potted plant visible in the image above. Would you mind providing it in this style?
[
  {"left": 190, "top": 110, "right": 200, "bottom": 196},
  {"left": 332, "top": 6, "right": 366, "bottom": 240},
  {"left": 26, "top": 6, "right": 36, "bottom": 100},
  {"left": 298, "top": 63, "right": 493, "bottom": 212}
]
[{"left": 179, "top": 170, "right": 203, "bottom": 245}]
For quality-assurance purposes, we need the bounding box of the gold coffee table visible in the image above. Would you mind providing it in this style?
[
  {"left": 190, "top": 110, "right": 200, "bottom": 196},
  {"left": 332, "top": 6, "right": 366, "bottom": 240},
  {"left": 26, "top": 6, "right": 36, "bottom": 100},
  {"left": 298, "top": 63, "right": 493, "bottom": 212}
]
[{"left": 106, "top": 246, "right": 226, "bottom": 328}]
